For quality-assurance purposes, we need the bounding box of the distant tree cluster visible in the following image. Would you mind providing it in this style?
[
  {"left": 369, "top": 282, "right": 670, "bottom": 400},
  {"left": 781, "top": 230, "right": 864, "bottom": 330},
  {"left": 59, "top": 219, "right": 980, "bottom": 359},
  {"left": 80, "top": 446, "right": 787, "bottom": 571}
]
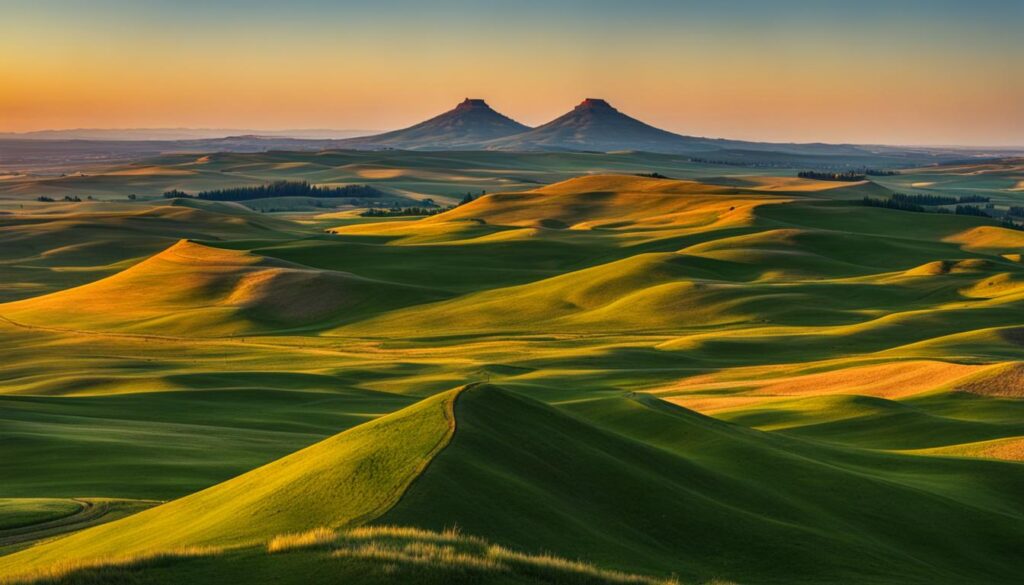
[
  {"left": 861, "top": 196, "right": 993, "bottom": 218},
  {"left": 361, "top": 206, "right": 448, "bottom": 218},
  {"left": 687, "top": 157, "right": 783, "bottom": 168},
  {"left": 954, "top": 204, "right": 990, "bottom": 218},
  {"left": 1001, "top": 217, "right": 1024, "bottom": 231},
  {"left": 861, "top": 196, "right": 926, "bottom": 213},
  {"left": 798, "top": 171, "right": 866, "bottom": 182},
  {"left": 956, "top": 194, "right": 990, "bottom": 204},
  {"left": 864, "top": 169, "right": 901, "bottom": 176},
  {"left": 1008, "top": 206, "right": 1024, "bottom": 217},
  {"left": 34, "top": 195, "right": 86, "bottom": 202},
  {"left": 635, "top": 172, "right": 671, "bottom": 179},
  {"left": 458, "top": 190, "right": 485, "bottom": 206},
  {"left": 889, "top": 193, "right": 990, "bottom": 206},
  {"left": 163, "top": 181, "right": 385, "bottom": 202}
]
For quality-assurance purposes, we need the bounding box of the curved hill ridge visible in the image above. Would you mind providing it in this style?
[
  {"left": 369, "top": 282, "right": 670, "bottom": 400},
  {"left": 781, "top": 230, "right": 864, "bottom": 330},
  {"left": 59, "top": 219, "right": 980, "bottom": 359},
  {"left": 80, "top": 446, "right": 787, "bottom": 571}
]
[
  {"left": 0, "top": 240, "right": 445, "bottom": 335},
  {"left": 426, "top": 174, "right": 786, "bottom": 230},
  {"left": 388, "top": 386, "right": 1024, "bottom": 584},
  {"left": 0, "top": 388, "right": 460, "bottom": 577}
]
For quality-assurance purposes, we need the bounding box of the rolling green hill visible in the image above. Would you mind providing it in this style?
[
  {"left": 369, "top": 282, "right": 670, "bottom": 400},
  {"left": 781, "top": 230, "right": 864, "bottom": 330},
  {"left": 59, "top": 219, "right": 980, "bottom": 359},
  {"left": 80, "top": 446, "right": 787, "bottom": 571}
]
[
  {"left": 1, "top": 156, "right": 1023, "bottom": 585},
  {"left": 4, "top": 385, "right": 1022, "bottom": 585},
  {"left": 0, "top": 239, "right": 447, "bottom": 335},
  {"left": 0, "top": 389, "right": 457, "bottom": 577}
]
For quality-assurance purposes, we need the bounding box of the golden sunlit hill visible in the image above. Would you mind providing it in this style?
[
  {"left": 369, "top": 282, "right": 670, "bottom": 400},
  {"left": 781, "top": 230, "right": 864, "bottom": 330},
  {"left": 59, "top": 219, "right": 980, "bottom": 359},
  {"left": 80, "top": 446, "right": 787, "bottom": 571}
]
[
  {"left": 0, "top": 198, "right": 302, "bottom": 302},
  {"left": 0, "top": 239, "right": 445, "bottom": 336}
]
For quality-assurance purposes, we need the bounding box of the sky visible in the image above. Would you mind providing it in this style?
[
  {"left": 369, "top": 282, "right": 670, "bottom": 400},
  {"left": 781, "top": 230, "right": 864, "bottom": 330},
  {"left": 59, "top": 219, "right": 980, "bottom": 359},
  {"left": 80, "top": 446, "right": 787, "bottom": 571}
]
[{"left": 2, "top": 0, "right": 1022, "bottom": 145}]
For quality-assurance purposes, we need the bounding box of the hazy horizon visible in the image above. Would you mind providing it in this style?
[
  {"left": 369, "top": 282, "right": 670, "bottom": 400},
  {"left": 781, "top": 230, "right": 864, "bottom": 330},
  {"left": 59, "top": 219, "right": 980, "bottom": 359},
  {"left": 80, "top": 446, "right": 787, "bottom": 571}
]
[
  {"left": 4, "top": 0, "right": 1022, "bottom": 146},
  {"left": 4, "top": 117, "right": 1024, "bottom": 150}
]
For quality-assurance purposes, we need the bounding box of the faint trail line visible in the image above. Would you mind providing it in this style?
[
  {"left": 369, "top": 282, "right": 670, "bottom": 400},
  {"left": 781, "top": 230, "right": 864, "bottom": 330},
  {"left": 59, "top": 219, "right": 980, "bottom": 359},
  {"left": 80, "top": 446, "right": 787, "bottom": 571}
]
[{"left": 0, "top": 499, "right": 107, "bottom": 547}]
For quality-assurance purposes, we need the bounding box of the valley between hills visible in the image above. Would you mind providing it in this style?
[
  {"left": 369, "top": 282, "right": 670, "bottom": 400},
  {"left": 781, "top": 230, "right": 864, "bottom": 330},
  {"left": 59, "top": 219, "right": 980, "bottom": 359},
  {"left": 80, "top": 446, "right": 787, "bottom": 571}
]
[{"left": 0, "top": 107, "right": 1023, "bottom": 584}]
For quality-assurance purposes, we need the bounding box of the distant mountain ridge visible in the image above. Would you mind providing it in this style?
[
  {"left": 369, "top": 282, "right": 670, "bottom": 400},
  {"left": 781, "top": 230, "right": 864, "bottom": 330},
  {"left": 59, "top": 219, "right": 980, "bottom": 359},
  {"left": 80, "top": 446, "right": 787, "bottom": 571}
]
[
  {"left": 332, "top": 98, "right": 959, "bottom": 159},
  {"left": 6, "top": 100, "right": 1022, "bottom": 168}
]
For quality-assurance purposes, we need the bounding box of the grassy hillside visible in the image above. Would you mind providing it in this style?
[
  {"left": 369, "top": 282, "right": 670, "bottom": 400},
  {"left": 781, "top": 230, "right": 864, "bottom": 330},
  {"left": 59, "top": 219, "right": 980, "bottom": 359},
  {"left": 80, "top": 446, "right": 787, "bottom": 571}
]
[
  {"left": 1, "top": 156, "right": 1023, "bottom": 584},
  {"left": 1, "top": 239, "right": 446, "bottom": 335},
  {"left": 7, "top": 385, "right": 1021, "bottom": 584},
  {"left": 383, "top": 386, "right": 1024, "bottom": 585},
  {"left": 0, "top": 389, "right": 457, "bottom": 578},
  {"left": 0, "top": 198, "right": 302, "bottom": 302}
]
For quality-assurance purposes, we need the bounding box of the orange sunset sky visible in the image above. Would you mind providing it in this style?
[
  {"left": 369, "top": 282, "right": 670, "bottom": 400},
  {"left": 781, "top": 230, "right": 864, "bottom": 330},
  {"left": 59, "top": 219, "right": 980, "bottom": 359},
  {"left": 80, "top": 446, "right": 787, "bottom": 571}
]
[{"left": 3, "top": 0, "right": 1022, "bottom": 146}]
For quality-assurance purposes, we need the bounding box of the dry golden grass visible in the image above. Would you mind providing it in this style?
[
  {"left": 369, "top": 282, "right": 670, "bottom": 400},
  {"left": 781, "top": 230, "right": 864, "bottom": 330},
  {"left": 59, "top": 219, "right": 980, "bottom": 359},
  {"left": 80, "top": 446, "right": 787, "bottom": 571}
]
[
  {"left": 262, "top": 525, "right": 682, "bottom": 584},
  {"left": 907, "top": 437, "right": 1024, "bottom": 462},
  {"left": 956, "top": 362, "right": 1024, "bottom": 397},
  {"left": 658, "top": 360, "right": 984, "bottom": 401},
  {"left": 425, "top": 174, "right": 786, "bottom": 232},
  {"left": 944, "top": 226, "right": 1024, "bottom": 251},
  {"left": 330, "top": 525, "right": 680, "bottom": 585},
  {"left": 266, "top": 527, "right": 337, "bottom": 553},
  {"left": 332, "top": 541, "right": 505, "bottom": 572},
  {"left": 904, "top": 259, "right": 991, "bottom": 276},
  {"left": 347, "top": 525, "right": 484, "bottom": 546}
]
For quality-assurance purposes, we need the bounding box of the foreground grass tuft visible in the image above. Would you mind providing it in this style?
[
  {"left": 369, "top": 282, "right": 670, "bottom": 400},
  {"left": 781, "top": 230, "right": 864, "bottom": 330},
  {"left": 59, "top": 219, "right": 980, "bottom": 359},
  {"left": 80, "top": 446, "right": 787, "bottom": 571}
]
[
  {"left": 4, "top": 526, "right": 689, "bottom": 585},
  {"left": 268, "top": 525, "right": 681, "bottom": 585},
  {"left": 266, "top": 527, "right": 336, "bottom": 553}
]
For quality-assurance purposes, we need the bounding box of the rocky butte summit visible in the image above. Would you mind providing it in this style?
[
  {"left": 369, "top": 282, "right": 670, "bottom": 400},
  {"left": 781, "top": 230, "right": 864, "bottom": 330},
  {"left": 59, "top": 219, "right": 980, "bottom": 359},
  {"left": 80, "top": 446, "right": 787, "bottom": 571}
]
[
  {"left": 480, "top": 98, "right": 726, "bottom": 153},
  {"left": 338, "top": 98, "right": 530, "bottom": 150}
]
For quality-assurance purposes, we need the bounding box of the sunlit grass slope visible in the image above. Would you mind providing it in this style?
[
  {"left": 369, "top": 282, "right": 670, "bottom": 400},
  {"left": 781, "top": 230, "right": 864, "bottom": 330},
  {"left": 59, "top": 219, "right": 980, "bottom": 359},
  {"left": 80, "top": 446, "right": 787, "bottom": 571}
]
[
  {"left": 0, "top": 198, "right": 302, "bottom": 302},
  {"left": 0, "top": 389, "right": 458, "bottom": 578},
  {"left": 333, "top": 175, "right": 1024, "bottom": 338},
  {"left": 0, "top": 239, "right": 445, "bottom": 335}
]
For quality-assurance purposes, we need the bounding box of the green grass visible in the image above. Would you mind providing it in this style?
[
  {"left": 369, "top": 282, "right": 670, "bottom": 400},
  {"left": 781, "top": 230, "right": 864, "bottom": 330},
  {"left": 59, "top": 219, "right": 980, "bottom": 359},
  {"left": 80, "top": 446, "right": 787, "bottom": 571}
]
[
  {"left": 0, "top": 389, "right": 457, "bottom": 576},
  {"left": 0, "top": 501, "right": 81, "bottom": 532},
  {"left": 1, "top": 156, "right": 1024, "bottom": 584},
  {"left": 382, "top": 386, "right": 1024, "bottom": 585}
]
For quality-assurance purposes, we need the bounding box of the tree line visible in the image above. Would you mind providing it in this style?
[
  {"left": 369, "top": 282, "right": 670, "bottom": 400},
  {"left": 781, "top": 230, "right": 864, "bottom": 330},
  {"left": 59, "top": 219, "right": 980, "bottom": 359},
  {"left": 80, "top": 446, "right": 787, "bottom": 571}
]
[
  {"left": 798, "top": 171, "right": 867, "bottom": 182},
  {"left": 361, "top": 206, "right": 447, "bottom": 217},
  {"left": 860, "top": 196, "right": 992, "bottom": 218},
  {"left": 163, "top": 181, "right": 384, "bottom": 201},
  {"left": 360, "top": 190, "right": 485, "bottom": 218},
  {"left": 890, "top": 193, "right": 990, "bottom": 206}
]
